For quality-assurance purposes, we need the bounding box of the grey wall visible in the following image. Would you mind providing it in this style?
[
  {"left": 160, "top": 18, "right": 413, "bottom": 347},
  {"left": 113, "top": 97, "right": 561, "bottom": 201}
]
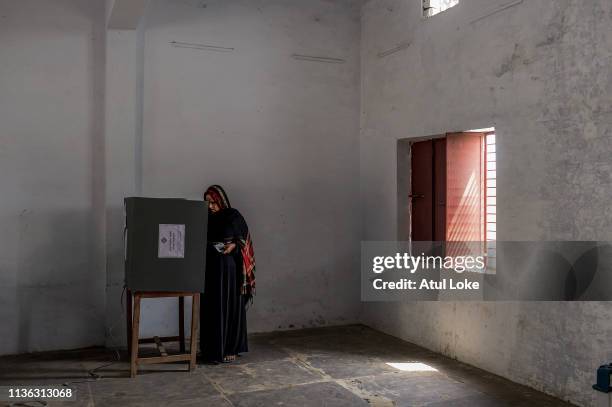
[
  {"left": 1, "top": 0, "right": 362, "bottom": 354},
  {"left": 360, "top": 0, "right": 612, "bottom": 405},
  {"left": 103, "top": 0, "right": 363, "bottom": 337},
  {"left": 0, "top": 0, "right": 106, "bottom": 354},
  {"left": 104, "top": 26, "right": 144, "bottom": 345}
]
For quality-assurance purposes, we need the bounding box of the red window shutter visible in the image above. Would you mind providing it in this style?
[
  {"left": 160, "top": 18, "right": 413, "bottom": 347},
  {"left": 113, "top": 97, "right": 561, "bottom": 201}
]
[{"left": 445, "top": 132, "right": 485, "bottom": 243}]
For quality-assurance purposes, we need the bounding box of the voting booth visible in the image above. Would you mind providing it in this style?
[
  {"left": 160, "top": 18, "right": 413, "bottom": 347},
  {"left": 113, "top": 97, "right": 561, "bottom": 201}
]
[
  {"left": 124, "top": 197, "right": 208, "bottom": 377},
  {"left": 124, "top": 197, "right": 208, "bottom": 292}
]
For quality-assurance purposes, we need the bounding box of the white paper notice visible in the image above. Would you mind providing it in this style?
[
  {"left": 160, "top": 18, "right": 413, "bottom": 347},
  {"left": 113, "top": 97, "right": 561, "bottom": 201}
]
[{"left": 158, "top": 224, "right": 185, "bottom": 258}]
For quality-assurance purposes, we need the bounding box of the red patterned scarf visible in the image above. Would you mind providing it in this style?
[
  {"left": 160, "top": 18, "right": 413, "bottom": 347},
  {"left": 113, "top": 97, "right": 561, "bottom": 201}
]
[{"left": 238, "top": 233, "right": 256, "bottom": 299}]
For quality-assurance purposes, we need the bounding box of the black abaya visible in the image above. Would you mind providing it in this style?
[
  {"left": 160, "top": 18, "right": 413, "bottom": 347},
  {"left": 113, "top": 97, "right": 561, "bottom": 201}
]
[{"left": 201, "top": 208, "right": 248, "bottom": 362}]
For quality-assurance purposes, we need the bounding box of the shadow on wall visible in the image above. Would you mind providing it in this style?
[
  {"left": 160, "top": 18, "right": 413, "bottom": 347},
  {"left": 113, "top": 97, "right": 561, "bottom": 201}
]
[
  {"left": 482, "top": 242, "right": 612, "bottom": 301},
  {"left": 0, "top": 208, "right": 105, "bottom": 355}
]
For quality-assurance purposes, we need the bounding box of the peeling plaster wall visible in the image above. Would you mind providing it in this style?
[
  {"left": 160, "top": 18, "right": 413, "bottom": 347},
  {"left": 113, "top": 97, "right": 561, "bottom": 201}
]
[
  {"left": 360, "top": 0, "right": 612, "bottom": 405},
  {"left": 0, "top": 0, "right": 106, "bottom": 354},
  {"left": 129, "top": 0, "right": 362, "bottom": 335}
]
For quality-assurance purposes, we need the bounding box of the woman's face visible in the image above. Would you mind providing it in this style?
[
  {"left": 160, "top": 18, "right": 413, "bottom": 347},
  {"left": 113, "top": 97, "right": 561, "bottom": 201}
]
[{"left": 205, "top": 194, "right": 221, "bottom": 213}]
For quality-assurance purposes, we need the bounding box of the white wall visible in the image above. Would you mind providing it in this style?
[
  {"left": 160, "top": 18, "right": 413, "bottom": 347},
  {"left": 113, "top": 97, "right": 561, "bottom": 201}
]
[
  {"left": 104, "top": 0, "right": 363, "bottom": 337},
  {"left": 360, "top": 0, "right": 612, "bottom": 405},
  {"left": 4, "top": 3, "right": 607, "bottom": 404},
  {"left": 1, "top": 0, "right": 362, "bottom": 354},
  {"left": 0, "top": 0, "right": 106, "bottom": 354}
]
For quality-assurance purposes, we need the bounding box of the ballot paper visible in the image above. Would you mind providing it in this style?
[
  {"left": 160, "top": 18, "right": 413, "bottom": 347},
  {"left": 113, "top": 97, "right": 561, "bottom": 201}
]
[{"left": 158, "top": 224, "right": 185, "bottom": 258}]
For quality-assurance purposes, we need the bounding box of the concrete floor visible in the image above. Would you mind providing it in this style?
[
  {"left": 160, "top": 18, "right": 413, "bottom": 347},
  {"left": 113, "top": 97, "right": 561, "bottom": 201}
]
[{"left": 0, "top": 325, "right": 573, "bottom": 406}]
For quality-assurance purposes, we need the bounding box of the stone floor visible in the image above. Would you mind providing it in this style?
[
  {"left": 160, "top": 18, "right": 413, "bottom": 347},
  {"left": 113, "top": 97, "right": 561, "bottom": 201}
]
[{"left": 0, "top": 325, "right": 573, "bottom": 406}]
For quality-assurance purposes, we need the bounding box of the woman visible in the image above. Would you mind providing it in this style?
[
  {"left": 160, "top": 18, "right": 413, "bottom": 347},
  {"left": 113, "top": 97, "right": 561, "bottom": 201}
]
[{"left": 201, "top": 185, "right": 255, "bottom": 363}]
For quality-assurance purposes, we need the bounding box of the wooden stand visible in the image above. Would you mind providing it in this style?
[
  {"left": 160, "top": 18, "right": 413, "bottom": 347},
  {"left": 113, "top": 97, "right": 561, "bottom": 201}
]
[{"left": 126, "top": 290, "right": 200, "bottom": 378}]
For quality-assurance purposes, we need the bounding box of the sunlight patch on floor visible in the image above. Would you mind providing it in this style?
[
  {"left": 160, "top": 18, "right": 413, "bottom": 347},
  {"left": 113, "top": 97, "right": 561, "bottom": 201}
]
[{"left": 386, "top": 362, "right": 438, "bottom": 372}]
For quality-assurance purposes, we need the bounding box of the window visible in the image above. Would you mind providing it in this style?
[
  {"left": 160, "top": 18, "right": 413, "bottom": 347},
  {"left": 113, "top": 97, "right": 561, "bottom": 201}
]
[
  {"left": 423, "top": 0, "right": 459, "bottom": 17},
  {"left": 407, "top": 127, "right": 496, "bottom": 271}
]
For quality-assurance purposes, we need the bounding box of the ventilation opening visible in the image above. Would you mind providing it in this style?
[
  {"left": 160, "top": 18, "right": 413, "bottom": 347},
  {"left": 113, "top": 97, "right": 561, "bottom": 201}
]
[{"left": 423, "top": 0, "right": 459, "bottom": 18}]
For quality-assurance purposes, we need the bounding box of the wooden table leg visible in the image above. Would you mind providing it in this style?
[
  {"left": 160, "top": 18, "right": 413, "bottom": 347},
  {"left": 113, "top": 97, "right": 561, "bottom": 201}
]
[
  {"left": 126, "top": 289, "right": 132, "bottom": 355},
  {"left": 189, "top": 293, "right": 200, "bottom": 371},
  {"left": 179, "top": 296, "right": 185, "bottom": 353},
  {"left": 130, "top": 294, "right": 141, "bottom": 378}
]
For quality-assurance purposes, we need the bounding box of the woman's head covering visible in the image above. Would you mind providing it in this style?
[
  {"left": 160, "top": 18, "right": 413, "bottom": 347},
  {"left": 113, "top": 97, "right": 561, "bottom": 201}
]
[{"left": 205, "top": 184, "right": 231, "bottom": 210}]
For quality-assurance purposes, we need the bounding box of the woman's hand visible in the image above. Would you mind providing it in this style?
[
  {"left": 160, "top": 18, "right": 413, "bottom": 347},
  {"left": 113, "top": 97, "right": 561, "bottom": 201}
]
[{"left": 223, "top": 242, "right": 237, "bottom": 254}]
